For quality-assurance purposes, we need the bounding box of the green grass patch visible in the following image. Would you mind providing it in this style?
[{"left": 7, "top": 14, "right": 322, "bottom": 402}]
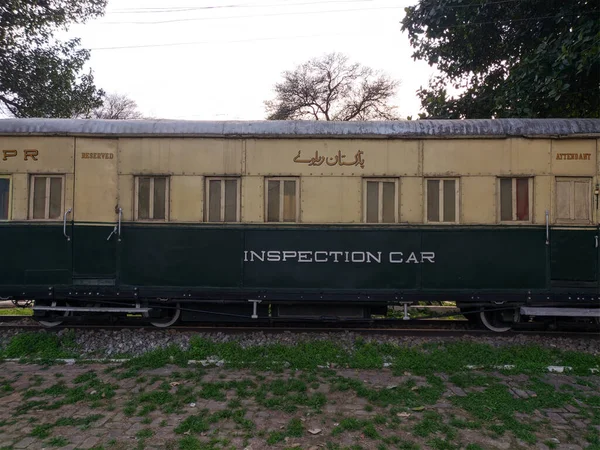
[
  {"left": 2, "top": 331, "right": 78, "bottom": 360},
  {"left": 46, "top": 436, "right": 69, "bottom": 447},
  {"left": 2, "top": 333, "right": 598, "bottom": 377},
  {"left": 0, "top": 308, "right": 33, "bottom": 316}
]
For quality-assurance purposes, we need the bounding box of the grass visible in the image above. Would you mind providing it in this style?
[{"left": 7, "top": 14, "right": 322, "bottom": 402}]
[
  {"left": 0, "top": 307, "right": 33, "bottom": 316},
  {"left": 1, "top": 332, "right": 598, "bottom": 377}
]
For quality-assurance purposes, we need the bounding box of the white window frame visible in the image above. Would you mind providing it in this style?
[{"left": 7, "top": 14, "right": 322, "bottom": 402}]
[
  {"left": 424, "top": 178, "right": 460, "bottom": 224},
  {"left": 362, "top": 178, "right": 399, "bottom": 223},
  {"left": 0, "top": 175, "right": 11, "bottom": 221},
  {"left": 134, "top": 176, "right": 170, "bottom": 221},
  {"left": 497, "top": 177, "right": 534, "bottom": 223},
  {"left": 205, "top": 177, "right": 241, "bottom": 222},
  {"left": 28, "top": 175, "right": 65, "bottom": 221},
  {"left": 555, "top": 177, "right": 592, "bottom": 223},
  {"left": 264, "top": 177, "right": 300, "bottom": 223}
]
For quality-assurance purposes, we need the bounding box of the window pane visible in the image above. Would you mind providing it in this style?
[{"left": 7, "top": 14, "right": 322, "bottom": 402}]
[
  {"left": 516, "top": 178, "right": 529, "bottom": 221},
  {"left": 138, "top": 177, "right": 151, "bottom": 220},
  {"left": 0, "top": 179, "right": 9, "bottom": 220},
  {"left": 443, "top": 180, "right": 456, "bottom": 222},
  {"left": 574, "top": 180, "right": 590, "bottom": 220},
  {"left": 224, "top": 179, "right": 238, "bottom": 222},
  {"left": 427, "top": 180, "right": 440, "bottom": 222},
  {"left": 267, "top": 180, "right": 280, "bottom": 222},
  {"left": 283, "top": 180, "right": 296, "bottom": 222},
  {"left": 382, "top": 182, "right": 395, "bottom": 223},
  {"left": 49, "top": 177, "right": 62, "bottom": 219},
  {"left": 556, "top": 181, "right": 570, "bottom": 220},
  {"left": 500, "top": 178, "right": 513, "bottom": 221},
  {"left": 33, "top": 177, "right": 47, "bottom": 219},
  {"left": 153, "top": 178, "right": 166, "bottom": 220},
  {"left": 208, "top": 180, "right": 222, "bottom": 222},
  {"left": 366, "top": 181, "right": 379, "bottom": 223}
]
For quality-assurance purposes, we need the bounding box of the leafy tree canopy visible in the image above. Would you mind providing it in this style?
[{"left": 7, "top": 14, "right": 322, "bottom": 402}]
[
  {"left": 1, "top": 0, "right": 107, "bottom": 118},
  {"left": 401, "top": 0, "right": 600, "bottom": 118},
  {"left": 265, "top": 52, "right": 400, "bottom": 121}
]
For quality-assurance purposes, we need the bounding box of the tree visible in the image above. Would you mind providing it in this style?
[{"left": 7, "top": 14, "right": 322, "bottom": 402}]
[
  {"left": 401, "top": 0, "right": 600, "bottom": 119},
  {"left": 265, "top": 52, "right": 400, "bottom": 121},
  {"left": 91, "top": 93, "right": 144, "bottom": 119},
  {"left": 0, "top": 0, "right": 106, "bottom": 118}
]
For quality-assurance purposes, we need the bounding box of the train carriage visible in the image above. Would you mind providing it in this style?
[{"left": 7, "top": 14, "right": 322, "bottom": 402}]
[{"left": 0, "top": 118, "right": 599, "bottom": 331}]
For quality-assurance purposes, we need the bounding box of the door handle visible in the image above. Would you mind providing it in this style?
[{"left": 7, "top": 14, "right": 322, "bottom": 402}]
[
  {"left": 107, "top": 207, "right": 123, "bottom": 242},
  {"left": 106, "top": 226, "right": 118, "bottom": 241},
  {"left": 545, "top": 210, "right": 549, "bottom": 245},
  {"left": 117, "top": 207, "right": 122, "bottom": 242},
  {"left": 595, "top": 235, "right": 598, "bottom": 248},
  {"left": 63, "top": 209, "right": 72, "bottom": 241}
]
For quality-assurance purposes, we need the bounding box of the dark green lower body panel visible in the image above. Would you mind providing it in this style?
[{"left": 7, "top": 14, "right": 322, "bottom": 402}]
[
  {"left": 0, "top": 223, "right": 71, "bottom": 286},
  {"left": 0, "top": 224, "right": 597, "bottom": 305}
]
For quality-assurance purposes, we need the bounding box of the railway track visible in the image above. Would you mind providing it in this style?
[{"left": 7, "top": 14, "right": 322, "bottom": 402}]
[{"left": 0, "top": 316, "right": 598, "bottom": 338}]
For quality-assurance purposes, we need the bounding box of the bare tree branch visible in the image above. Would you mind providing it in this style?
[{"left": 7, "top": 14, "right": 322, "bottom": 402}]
[
  {"left": 89, "top": 92, "right": 144, "bottom": 119},
  {"left": 265, "top": 52, "right": 400, "bottom": 121}
]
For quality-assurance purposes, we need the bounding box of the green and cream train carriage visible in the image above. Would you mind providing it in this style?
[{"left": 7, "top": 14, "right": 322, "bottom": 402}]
[{"left": 0, "top": 118, "right": 599, "bottom": 331}]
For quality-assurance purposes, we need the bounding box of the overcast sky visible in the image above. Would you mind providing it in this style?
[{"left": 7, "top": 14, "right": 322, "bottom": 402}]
[{"left": 58, "top": 0, "right": 437, "bottom": 121}]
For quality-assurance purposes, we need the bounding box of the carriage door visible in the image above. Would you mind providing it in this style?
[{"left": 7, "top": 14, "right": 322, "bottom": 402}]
[
  {"left": 550, "top": 178, "right": 598, "bottom": 288},
  {"left": 72, "top": 139, "right": 120, "bottom": 287}
]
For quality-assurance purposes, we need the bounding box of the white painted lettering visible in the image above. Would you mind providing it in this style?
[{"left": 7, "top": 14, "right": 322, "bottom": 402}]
[
  {"left": 267, "top": 251, "right": 281, "bottom": 262},
  {"left": 282, "top": 251, "right": 297, "bottom": 261},
  {"left": 366, "top": 251, "right": 381, "bottom": 263},
  {"left": 421, "top": 252, "right": 435, "bottom": 263},
  {"left": 389, "top": 252, "right": 403, "bottom": 263},
  {"left": 298, "top": 251, "right": 312, "bottom": 262},
  {"left": 351, "top": 252, "right": 365, "bottom": 263},
  {"left": 406, "top": 252, "right": 419, "bottom": 264},
  {"left": 250, "top": 251, "right": 265, "bottom": 262},
  {"left": 314, "top": 251, "right": 328, "bottom": 262}
]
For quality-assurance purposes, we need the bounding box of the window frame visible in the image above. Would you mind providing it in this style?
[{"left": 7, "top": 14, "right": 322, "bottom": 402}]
[
  {"left": 0, "top": 175, "right": 11, "bottom": 221},
  {"left": 424, "top": 177, "right": 460, "bottom": 224},
  {"left": 133, "top": 175, "right": 170, "bottom": 222},
  {"left": 28, "top": 174, "right": 65, "bottom": 221},
  {"left": 362, "top": 177, "right": 399, "bottom": 224},
  {"left": 497, "top": 177, "right": 534, "bottom": 223},
  {"left": 264, "top": 177, "right": 300, "bottom": 223},
  {"left": 555, "top": 176, "right": 592, "bottom": 224},
  {"left": 205, "top": 176, "right": 241, "bottom": 222}
]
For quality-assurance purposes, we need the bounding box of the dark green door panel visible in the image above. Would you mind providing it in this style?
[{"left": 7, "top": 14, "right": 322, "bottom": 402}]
[
  {"left": 72, "top": 225, "right": 117, "bottom": 279},
  {"left": 119, "top": 225, "right": 244, "bottom": 287},
  {"left": 243, "top": 229, "right": 422, "bottom": 290},
  {"left": 421, "top": 228, "right": 547, "bottom": 290},
  {"left": 0, "top": 223, "right": 72, "bottom": 285},
  {"left": 551, "top": 229, "right": 597, "bottom": 282}
]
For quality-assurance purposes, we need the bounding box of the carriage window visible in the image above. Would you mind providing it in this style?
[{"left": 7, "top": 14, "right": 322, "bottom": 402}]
[
  {"left": 206, "top": 177, "right": 240, "bottom": 222},
  {"left": 0, "top": 177, "right": 9, "bottom": 220},
  {"left": 29, "top": 175, "right": 64, "bottom": 220},
  {"left": 426, "top": 178, "right": 459, "bottom": 223},
  {"left": 364, "top": 179, "right": 398, "bottom": 223},
  {"left": 135, "top": 176, "right": 169, "bottom": 221},
  {"left": 499, "top": 178, "right": 532, "bottom": 222},
  {"left": 556, "top": 177, "right": 591, "bottom": 222},
  {"left": 266, "top": 178, "right": 298, "bottom": 222}
]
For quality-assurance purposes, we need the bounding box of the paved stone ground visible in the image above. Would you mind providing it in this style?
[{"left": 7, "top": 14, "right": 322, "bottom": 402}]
[{"left": 0, "top": 362, "right": 598, "bottom": 450}]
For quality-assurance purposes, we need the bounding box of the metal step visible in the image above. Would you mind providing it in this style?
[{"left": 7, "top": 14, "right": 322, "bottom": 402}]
[
  {"left": 34, "top": 306, "right": 150, "bottom": 313},
  {"left": 520, "top": 307, "right": 600, "bottom": 317}
]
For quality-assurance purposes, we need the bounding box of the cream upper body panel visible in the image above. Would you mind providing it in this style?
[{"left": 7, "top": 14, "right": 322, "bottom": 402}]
[{"left": 1, "top": 118, "right": 599, "bottom": 225}]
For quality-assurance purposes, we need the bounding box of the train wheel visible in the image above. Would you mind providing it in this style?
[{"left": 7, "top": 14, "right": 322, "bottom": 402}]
[
  {"left": 37, "top": 301, "right": 71, "bottom": 328},
  {"left": 479, "top": 308, "right": 517, "bottom": 333},
  {"left": 150, "top": 302, "right": 181, "bottom": 328}
]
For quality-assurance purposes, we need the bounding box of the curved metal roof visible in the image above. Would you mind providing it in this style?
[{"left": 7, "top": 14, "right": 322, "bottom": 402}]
[{"left": 0, "top": 118, "right": 599, "bottom": 138}]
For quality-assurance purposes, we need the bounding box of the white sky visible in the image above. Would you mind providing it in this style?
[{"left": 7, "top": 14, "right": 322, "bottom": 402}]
[{"left": 58, "top": 0, "right": 437, "bottom": 120}]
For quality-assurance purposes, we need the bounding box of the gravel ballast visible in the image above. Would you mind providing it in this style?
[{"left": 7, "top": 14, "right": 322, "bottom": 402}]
[{"left": 0, "top": 327, "right": 598, "bottom": 358}]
